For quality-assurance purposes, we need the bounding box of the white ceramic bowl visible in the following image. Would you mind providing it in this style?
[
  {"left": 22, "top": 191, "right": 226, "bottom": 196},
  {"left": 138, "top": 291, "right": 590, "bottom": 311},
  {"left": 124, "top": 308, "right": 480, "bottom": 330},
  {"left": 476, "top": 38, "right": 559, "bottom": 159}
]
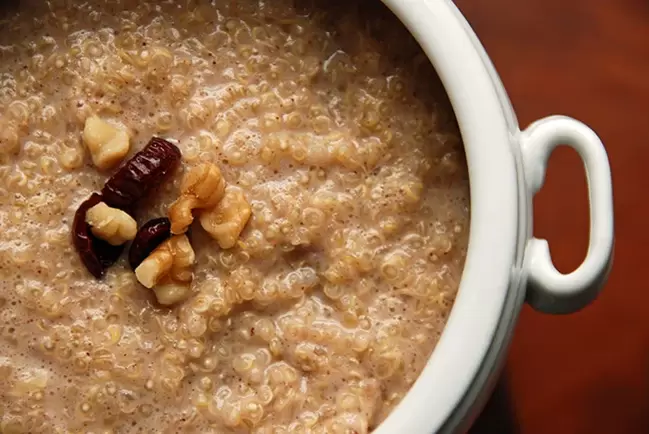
[{"left": 374, "top": 1, "right": 615, "bottom": 433}]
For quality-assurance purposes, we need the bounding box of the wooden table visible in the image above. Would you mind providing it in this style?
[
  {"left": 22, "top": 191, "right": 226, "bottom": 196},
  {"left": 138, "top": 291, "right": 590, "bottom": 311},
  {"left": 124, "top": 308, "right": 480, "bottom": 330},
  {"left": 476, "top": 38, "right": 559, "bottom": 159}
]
[{"left": 452, "top": 0, "right": 649, "bottom": 433}]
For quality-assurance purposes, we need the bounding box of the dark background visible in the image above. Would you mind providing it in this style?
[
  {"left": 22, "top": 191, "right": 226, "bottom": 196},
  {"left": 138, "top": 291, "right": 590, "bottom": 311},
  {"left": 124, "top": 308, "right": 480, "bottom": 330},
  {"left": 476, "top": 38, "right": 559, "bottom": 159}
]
[{"left": 454, "top": 0, "right": 649, "bottom": 433}]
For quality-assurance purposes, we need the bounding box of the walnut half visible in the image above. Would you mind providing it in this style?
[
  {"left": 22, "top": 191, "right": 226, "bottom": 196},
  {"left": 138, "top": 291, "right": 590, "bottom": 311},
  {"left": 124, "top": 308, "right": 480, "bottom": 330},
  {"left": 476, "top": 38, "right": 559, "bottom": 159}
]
[
  {"left": 168, "top": 163, "right": 226, "bottom": 235},
  {"left": 85, "top": 202, "right": 137, "bottom": 246},
  {"left": 199, "top": 186, "right": 252, "bottom": 249},
  {"left": 134, "top": 234, "right": 195, "bottom": 305}
]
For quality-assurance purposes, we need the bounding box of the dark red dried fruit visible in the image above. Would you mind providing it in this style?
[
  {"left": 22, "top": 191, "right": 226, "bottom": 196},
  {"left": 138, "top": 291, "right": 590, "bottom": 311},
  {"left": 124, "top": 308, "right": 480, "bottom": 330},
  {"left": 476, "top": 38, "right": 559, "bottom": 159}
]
[
  {"left": 128, "top": 217, "right": 172, "bottom": 270},
  {"left": 72, "top": 193, "right": 125, "bottom": 278},
  {"left": 102, "top": 137, "right": 181, "bottom": 209}
]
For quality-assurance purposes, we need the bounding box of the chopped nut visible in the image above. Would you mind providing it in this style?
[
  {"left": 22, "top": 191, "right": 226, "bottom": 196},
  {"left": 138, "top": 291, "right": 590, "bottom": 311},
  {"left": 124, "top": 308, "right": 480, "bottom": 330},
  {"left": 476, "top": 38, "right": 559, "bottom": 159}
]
[
  {"left": 199, "top": 187, "right": 251, "bottom": 249},
  {"left": 85, "top": 202, "right": 137, "bottom": 246},
  {"left": 135, "top": 235, "right": 194, "bottom": 287},
  {"left": 73, "top": 193, "right": 125, "bottom": 278},
  {"left": 82, "top": 115, "right": 131, "bottom": 170},
  {"left": 135, "top": 241, "right": 173, "bottom": 289},
  {"left": 152, "top": 282, "right": 192, "bottom": 306},
  {"left": 168, "top": 163, "right": 226, "bottom": 234},
  {"left": 135, "top": 235, "right": 195, "bottom": 305}
]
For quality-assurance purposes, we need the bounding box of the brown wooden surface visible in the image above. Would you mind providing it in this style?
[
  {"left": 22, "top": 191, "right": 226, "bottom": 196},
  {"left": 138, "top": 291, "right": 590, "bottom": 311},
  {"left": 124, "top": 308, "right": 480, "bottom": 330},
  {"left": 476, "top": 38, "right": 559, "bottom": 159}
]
[{"left": 453, "top": 0, "right": 649, "bottom": 433}]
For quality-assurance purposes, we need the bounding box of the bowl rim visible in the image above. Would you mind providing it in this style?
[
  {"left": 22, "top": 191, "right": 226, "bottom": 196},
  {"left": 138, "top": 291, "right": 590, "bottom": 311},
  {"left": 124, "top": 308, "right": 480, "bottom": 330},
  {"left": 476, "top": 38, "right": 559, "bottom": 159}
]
[{"left": 374, "top": 0, "right": 521, "bottom": 432}]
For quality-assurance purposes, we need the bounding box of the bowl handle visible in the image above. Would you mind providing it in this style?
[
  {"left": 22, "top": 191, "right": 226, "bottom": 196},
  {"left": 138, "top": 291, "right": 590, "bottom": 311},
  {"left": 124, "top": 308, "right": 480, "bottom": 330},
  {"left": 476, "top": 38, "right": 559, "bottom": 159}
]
[{"left": 520, "top": 115, "right": 614, "bottom": 314}]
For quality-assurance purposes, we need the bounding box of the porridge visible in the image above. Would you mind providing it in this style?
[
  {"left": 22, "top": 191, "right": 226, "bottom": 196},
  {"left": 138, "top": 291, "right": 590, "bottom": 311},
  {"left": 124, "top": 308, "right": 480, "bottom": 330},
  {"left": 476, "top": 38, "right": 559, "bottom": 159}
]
[{"left": 0, "top": 0, "right": 469, "bottom": 433}]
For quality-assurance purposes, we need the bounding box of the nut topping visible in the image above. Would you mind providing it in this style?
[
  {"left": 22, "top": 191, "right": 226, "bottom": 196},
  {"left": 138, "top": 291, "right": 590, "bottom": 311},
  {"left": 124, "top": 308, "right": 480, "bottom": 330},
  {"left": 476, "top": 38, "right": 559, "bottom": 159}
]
[
  {"left": 168, "top": 162, "right": 226, "bottom": 234},
  {"left": 71, "top": 193, "right": 125, "bottom": 278},
  {"left": 199, "top": 186, "right": 251, "bottom": 249},
  {"left": 82, "top": 115, "right": 131, "bottom": 170},
  {"left": 135, "top": 234, "right": 195, "bottom": 305},
  {"left": 85, "top": 202, "right": 137, "bottom": 246}
]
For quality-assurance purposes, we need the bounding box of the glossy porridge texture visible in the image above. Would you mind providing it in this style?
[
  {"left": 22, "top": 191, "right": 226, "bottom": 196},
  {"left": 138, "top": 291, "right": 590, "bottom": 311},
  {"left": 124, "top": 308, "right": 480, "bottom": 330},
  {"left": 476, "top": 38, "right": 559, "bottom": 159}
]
[{"left": 0, "top": 0, "right": 469, "bottom": 433}]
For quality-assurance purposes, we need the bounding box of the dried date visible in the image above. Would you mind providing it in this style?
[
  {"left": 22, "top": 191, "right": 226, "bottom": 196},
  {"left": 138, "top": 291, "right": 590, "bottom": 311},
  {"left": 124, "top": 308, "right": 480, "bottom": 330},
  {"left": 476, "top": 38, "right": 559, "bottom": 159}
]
[
  {"left": 72, "top": 193, "right": 125, "bottom": 278},
  {"left": 128, "top": 217, "right": 172, "bottom": 270},
  {"left": 102, "top": 137, "right": 181, "bottom": 209}
]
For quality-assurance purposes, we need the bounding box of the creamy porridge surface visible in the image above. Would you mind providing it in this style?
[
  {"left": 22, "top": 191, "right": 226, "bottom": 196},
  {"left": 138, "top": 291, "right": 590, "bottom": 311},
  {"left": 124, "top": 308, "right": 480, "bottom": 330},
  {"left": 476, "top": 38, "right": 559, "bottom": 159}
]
[{"left": 0, "top": 1, "right": 469, "bottom": 433}]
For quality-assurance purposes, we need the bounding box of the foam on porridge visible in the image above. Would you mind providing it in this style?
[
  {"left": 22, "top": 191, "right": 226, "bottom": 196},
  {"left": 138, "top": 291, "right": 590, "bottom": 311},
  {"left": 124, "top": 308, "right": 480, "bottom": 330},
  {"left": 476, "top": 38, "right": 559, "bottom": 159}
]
[{"left": 0, "top": 0, "right": 469, "bottom": 432}]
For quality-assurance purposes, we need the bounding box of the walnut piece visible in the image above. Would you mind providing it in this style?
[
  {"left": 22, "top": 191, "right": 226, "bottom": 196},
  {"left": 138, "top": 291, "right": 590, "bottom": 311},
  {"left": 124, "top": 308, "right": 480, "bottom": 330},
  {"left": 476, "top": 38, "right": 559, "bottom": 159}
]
[
  {"left": 168, "top": 163, "right": 226, "bottom": 234},
  {"left": 199, "top": 187, "right": 252, "bottom": 249},
  {"left": 82, "top": 115, "right": 131, "bottom": 170},
  {"left": 85, "top": 202, "right": 137, "bottom": 246},
  {"left": 134, "top": 234, "right": 195, "bottom": 305},
  {"left": 152, "top": 283, "right": 192, "bottom": 306}
]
